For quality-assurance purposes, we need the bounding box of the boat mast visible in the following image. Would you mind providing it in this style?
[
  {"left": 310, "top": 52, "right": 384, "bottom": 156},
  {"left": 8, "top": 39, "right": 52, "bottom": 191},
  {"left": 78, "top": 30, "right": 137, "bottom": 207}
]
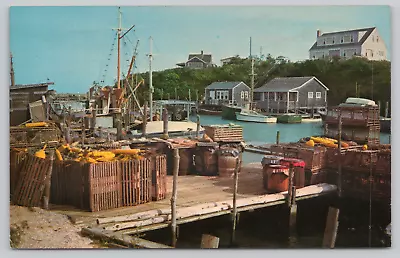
[
  {"left": 10, "top": 52, "right": 15, "bottom": 87},
  {"left": 149, "top": 36, "right": 154, "bottom": 120},
  {"left": 250, "top": 37, "right": 255, "bottom": 110},
  {"left": 117, "top": 7, "right": 122, "bottom": 89}
]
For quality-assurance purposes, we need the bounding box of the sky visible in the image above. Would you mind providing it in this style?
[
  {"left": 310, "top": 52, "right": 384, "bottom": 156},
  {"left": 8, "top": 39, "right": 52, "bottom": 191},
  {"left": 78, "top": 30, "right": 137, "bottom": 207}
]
[{"left": 9, "top": 5, "right": 391, "bottom": 93}]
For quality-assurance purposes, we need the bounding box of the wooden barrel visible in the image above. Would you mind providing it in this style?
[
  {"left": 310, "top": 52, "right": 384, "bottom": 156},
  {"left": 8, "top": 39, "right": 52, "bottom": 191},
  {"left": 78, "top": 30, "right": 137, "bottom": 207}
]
[
  {"left": 218, "top": 155, "right": 238, "bottom": 178},
  {"left": 266, "top": 165, "right": 289, "bottom": 193},
  {"left": 194, "top": 147, "right": 218, "bottom": 176},
  {"left": 178, "top": 148, "right": 193, "bottom": 176}
]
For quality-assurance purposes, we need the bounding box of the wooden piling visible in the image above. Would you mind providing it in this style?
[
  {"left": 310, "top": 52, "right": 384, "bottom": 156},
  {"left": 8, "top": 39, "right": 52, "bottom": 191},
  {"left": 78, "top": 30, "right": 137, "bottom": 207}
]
[
  {"left": 142, "top": 101, "right": 148, "bottom": 138},
  {"left": 81, "top": 117, "right": 86, "bottom": 147},
  {"left": 171, "top": 148, "right": 180, "bottom": 247},
  {"left": 91, "top": 107, "right": 97, "bottom": 130},
  {"left": 377, "top": 101, "right": 381, "bottom": 117},
  {"left": 162, "top": 108, "right": 169, "bottom": 139},
  {"left": 201, "top": 234, "right": 220, "bottom": 248},
  {"left": 231, "top": 157, "right": 241, "bottom": 246},
  {"left": 287, "top": 164, "right": 294, "bottom": 208},
  {"left": 337, "top": 112, "right": 342, "bottom": 197},
  {"left": 42, "top": 150, "right": 54, "bottom": 210},
  {"left": 324, "top": 123, "right": 328, "bottom": 136},
  {"left": 276, "top": 131, "right": 280, "bottom": 145},
  {"left": 196, "top": 115, "right": 200, "bottom": 138},
  {"left": 385, "top": 101, "right": 389, "bottom": 118},
  {"left": 116, "top": 113, "right": 123, "bottom": 140},
  {"left": 322, "top": 207, "right": 340, "bottom": 248}
]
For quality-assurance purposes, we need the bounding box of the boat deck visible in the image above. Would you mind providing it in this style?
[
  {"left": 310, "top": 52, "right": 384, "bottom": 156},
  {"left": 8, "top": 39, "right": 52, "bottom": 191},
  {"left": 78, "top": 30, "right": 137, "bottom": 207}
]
[{"left": 50, "top": 163, "right": 337, "bottom": 235}]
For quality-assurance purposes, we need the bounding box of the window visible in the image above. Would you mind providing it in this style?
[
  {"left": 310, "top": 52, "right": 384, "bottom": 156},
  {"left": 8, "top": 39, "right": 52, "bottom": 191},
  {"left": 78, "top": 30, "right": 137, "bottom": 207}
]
[
  {"left": 244, "top": 91, "right": 249, "bottom": 99},
  {"left": 316, "top": 92, "right": 322, "bottom": 99},
  {"left": 308, "top": 92, "right": 313, "bottom": 99},
  {"left": 350, "top": 36, "right": 354, "bottom": 42},
  {"left": 240, "top": 91, "right": 244, "bottom": 99}
]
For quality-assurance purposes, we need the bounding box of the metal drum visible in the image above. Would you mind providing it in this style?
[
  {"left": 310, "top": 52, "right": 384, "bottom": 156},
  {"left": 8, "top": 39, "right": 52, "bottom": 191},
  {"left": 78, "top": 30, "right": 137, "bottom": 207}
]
[
  {"left": 280, "top": 158, "right": 306, "bottom": 188},
  {"left": 217, "top": 148, "right": 240, "bottom": 178},
  {"left": 178, "top": 148, "right": 194, "bottom": 176},
  {"left": 194, "top": 147, "right": 218, "bottom": 176},
  {"left": 265, "top": 165, "right": 289, "bottom": 193}
]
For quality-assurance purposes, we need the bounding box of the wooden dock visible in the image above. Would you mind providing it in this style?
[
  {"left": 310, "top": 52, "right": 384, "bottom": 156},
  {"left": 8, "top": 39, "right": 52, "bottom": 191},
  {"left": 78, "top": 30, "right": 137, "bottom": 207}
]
[{"left": 51, "top": 163, "right": 337, "bottom": 236}]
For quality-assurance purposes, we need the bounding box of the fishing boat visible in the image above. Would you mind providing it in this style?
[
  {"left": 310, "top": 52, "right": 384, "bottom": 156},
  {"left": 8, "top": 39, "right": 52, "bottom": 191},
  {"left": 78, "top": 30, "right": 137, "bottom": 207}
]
[
  {"left": 221, "top": 105, "right": 242, "bottom": 120},
  {"left": 235, "top": 109, "right": 277, "bottom": 123}
]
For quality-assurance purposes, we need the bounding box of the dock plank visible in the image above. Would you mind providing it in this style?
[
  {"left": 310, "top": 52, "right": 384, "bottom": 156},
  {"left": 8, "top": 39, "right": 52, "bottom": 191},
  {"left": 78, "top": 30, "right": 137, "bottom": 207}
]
[{"left": 51, "top": 163, "right": 336, "bottom": 229}]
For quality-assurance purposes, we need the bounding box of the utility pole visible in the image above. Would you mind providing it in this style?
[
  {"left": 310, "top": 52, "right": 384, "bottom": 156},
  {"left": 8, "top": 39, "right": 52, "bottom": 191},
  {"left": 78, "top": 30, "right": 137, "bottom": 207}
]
[
  {"left": 249, "top": 37, "right": 256, "bottom": 110},
  {"left": 149, "top": 36, "right": 154, "bottom": 120}
]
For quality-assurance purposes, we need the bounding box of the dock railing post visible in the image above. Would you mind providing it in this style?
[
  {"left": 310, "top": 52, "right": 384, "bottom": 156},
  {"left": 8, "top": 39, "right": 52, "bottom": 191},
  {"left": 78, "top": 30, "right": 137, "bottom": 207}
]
[
  {"left": 171, "top": 148, "right": 180, "bottom": 247},
  {"left": 337, "top": 111, "right": 342, "bottom": 198},
  {"left": 196, "top": 115, "right": 200, "bottom": 139},
  {"left": 231, "top": 156, "right": 240, "bottom": 246},
  {"left": 287, "top": 164, "right": 297, "bottom": 247},
  {"left": 42, "top": 150, "right": 54, "bottom": 210},
  {"left": 276, "top": 131, "right": 280, "bottom": 145},
  {"left": 322, "top": 207, "right": 340, "bottom": 248},
  {"left": 385, "top": 101, "right": 389, "bottom": 118},
  {"left": 142, "top": 101, "right": 148, "bottom": 138},
  {"left": 162, "top": 108, "right": 169, "bottom": 139}
]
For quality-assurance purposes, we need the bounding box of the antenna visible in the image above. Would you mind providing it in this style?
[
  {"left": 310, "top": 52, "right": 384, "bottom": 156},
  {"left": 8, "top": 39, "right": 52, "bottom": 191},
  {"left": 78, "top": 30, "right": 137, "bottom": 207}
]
[{"left": 149, "top": 36, "right": 154, "bottom": 120}]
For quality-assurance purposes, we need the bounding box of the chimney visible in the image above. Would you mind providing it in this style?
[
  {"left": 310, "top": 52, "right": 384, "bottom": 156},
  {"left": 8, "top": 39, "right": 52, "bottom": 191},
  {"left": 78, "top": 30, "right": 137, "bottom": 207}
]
[{"left": 317, "top": 30, "right": 321, "bottom": 38}]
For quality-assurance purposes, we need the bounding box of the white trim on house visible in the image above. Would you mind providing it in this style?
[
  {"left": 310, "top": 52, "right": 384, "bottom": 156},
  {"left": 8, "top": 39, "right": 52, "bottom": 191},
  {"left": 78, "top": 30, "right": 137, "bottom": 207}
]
[
  {"left": 316, "top": 92, "right": 322, "bottom": 99},
  {"left": 291, "top": 77, "right": 329, "bottom": 91},
  {"left": 186, "top": 56, "right": 207, "bottom": 64},
  {"left": 308, "top": 92, "right": 314, "bottom": 99}
]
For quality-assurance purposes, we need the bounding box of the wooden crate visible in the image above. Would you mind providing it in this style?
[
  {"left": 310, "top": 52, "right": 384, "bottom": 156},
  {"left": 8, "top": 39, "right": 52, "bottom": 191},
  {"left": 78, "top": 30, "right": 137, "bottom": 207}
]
[
  {"left": 12, "top": 154, "right": 52, "bottom": 207},
  {"left": 203, "top": 125, "right": 243, "bottom": 142},
  {"left": 343, "top": 150, "right": 378, "bottom": 172},
  {"left": 151, "top": 155, "right": 167, "bottom": 201},
  {"left": 282, "top": 146, "right": 327, "bottom": 171},
  {"left": 10, "top": 150, "right": 27, "bottom": 197}
]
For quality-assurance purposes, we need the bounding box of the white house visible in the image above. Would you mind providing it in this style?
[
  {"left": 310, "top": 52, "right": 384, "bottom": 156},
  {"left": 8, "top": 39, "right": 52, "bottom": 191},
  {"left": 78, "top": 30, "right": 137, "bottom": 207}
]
[{"left": 309, "top": 27, "right": 388, "bottom": 61}]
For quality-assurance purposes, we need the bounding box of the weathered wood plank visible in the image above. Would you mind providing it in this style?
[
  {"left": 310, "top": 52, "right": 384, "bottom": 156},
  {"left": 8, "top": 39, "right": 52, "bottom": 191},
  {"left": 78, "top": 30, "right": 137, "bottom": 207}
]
[{"left": 81, "top": 227, "right": 173, "bottom": 248}]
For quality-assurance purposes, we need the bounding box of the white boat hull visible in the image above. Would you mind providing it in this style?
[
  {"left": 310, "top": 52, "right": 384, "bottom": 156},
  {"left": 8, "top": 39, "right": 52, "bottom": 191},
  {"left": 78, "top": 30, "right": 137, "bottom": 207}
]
[{"left": 235, "top": 112, "right": 277, "bottom": 123}]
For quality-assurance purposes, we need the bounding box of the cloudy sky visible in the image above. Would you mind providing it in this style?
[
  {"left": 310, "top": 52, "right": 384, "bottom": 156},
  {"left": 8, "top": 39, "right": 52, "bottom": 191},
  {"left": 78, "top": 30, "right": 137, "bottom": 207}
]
[{"left": 9, "top": 5, "right": 391, "bottom": 93}]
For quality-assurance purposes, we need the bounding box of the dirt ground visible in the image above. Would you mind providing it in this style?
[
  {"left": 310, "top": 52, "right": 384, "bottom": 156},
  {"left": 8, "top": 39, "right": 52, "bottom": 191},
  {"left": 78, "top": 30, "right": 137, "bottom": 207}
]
[{"left": 9, "top": 205, "right": 101, "bottom": 249}]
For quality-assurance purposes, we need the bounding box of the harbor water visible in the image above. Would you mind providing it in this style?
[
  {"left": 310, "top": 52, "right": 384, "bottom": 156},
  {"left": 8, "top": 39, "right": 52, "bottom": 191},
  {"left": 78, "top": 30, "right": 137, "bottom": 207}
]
[{"left": 139, "top": 115, "right": 391, "bottom": 248}]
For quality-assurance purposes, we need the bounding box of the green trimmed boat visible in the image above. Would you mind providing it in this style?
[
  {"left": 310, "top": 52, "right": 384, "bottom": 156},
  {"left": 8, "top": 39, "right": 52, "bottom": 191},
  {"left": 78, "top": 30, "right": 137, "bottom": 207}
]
[
  {"left": 277, "top": 114, "right": 302, "bottom": 124},
  {"left": 221, "top": 105, "right": 242, "bottom": 120}
]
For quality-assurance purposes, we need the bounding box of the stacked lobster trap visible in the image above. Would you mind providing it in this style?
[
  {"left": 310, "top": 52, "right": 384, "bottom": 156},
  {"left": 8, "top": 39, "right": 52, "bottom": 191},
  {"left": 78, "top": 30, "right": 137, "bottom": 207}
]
[{"left": 10, "top": 147, "right": 168, "bottom": 212}]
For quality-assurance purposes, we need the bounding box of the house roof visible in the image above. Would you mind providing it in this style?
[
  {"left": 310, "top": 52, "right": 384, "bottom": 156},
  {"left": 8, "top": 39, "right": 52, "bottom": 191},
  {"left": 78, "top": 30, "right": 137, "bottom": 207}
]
[
  {"left": 10, "top": 82, "right": 54, "bottom": 91},
  {"left": 309, "top": 27, "right": 376, "bottom": 51},
  {"left": 254, "top": 76, "right": 328, "bottom": 92},
  {"left": 187, "top": 56, "right": 207, "bottom": 64},
  {"left": 206, "top": 81, "right": 247, "bottom": 90},
  {"left": 188, "top": 53, "right": 212, "bottom": 64}
]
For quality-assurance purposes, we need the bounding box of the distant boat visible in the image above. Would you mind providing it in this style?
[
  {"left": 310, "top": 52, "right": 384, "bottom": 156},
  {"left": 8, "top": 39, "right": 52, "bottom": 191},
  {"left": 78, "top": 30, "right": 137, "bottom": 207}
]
[
  {"left": 198, "top": 108, "right": 222, "bottom": 116},
  {"left": 222, "top": 105, "right": 242, "bottom": 120},
  {"left": 235, "top": 109, "right": 277, "bottom": 123}
]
